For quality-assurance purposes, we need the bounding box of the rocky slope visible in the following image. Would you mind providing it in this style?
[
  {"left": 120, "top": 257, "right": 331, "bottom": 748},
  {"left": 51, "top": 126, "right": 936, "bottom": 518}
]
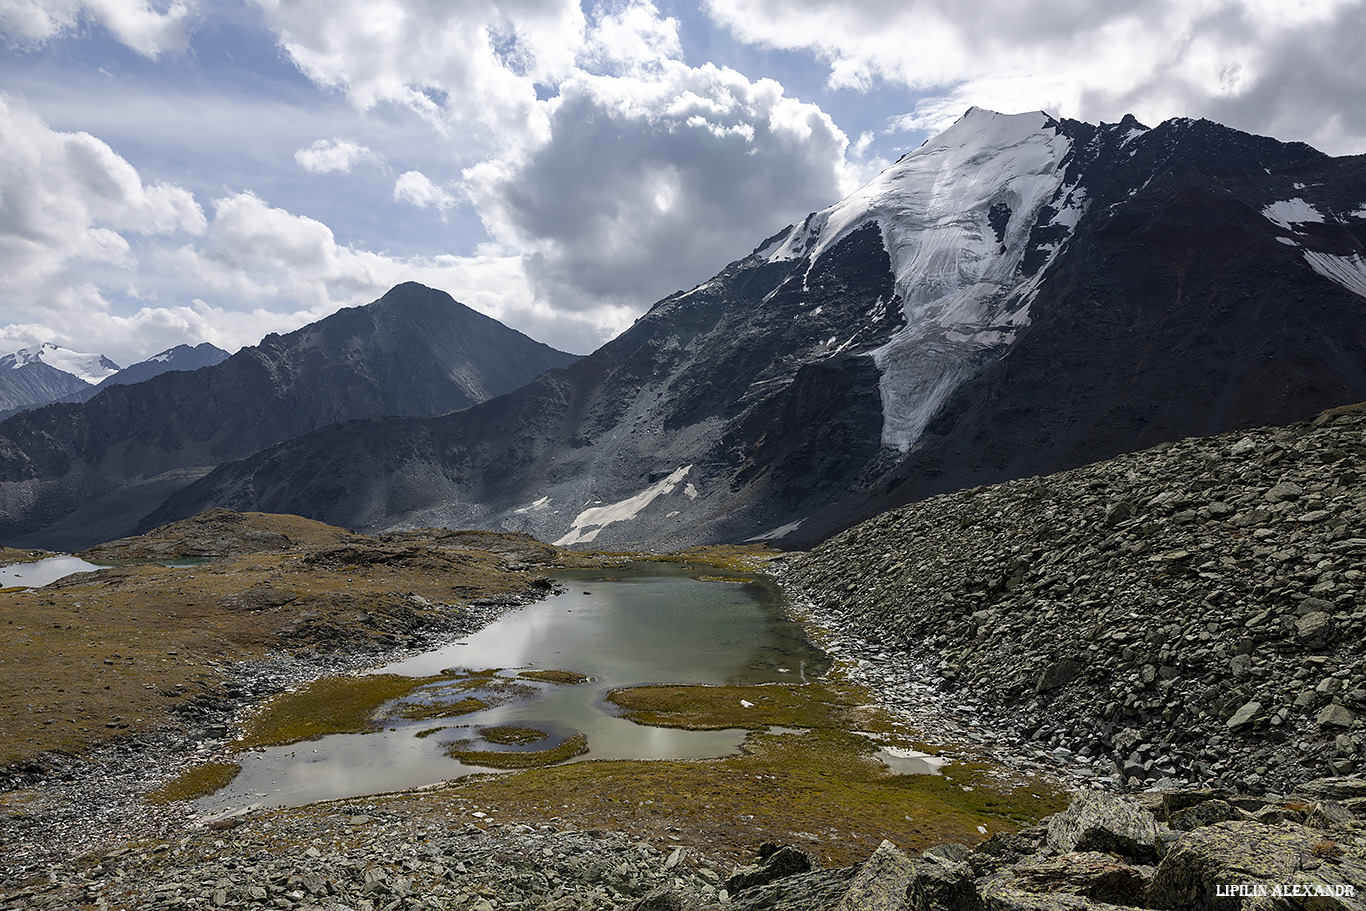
[
  {"left": 0, "top": 283, "right": 578, "bottom": 551},
  {"left": 786, "top": 404, "right": 1366, "bottom": 797},
  {"left": 8, "top": 772, "right": 1364, "bottom": 909},
  {"left": 141, "top": 111, "right": 1366, "bottom": 550}
]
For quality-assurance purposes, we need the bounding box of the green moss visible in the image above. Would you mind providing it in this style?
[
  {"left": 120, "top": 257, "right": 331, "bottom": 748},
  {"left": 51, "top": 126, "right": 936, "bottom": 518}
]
[
  {"left": 606, "top": 681, "right": 861, "bottom": 730},
  {"left": 480, "top": 725, "right": 547, "bottom": 745},
  {"left": 234, "top": 673, "right": 444, "bottom": 750},
  {"left": 447, "top": 732, "right": 588, "bottom": 769},
  {"left": 414, "top": 726, "right": 447, "bottom": 739},
  {"left": 394, "top": 696, "right": 487, "bottom": 721},
  {"left": 146, "top": 761, "right": 242, "bottom": 804},
  {"left": 518, "top": 669, "right": 590, "bottom": 685}
]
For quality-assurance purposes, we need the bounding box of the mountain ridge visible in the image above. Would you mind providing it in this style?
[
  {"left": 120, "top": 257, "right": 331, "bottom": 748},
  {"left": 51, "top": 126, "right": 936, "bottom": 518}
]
[
  {"left": 144, "top": 109, "right": 1366, "bottom": 548},
  {"left": 0, "top": 284, "right": 579, "bottom": 550}
]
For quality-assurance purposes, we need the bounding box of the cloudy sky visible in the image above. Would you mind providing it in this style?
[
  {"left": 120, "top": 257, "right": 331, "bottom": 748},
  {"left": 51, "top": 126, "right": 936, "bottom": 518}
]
[{"left": 1, "top": 0, "right": 1363, "bottom": 366}]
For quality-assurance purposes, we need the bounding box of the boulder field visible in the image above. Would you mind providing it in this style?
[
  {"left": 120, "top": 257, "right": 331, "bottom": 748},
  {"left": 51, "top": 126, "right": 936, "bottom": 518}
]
[{"left": 787, "top": 404, "right": 1366, "bottom": 795}]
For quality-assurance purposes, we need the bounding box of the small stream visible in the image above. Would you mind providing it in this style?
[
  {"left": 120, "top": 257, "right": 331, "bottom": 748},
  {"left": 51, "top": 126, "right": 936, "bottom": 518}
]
[{"left": 198, "top": 565, "right": 838, "bottom": 813}]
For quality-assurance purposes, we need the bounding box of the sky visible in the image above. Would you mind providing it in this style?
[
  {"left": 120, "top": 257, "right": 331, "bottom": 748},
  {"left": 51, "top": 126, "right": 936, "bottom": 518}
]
[{"left": 1, "top": 0, "right": 1364, "bottom": 367}]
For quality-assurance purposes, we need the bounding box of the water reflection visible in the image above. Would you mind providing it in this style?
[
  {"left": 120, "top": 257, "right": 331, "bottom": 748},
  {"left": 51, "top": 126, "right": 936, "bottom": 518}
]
[
  {"left": 199, "top": 565, "right": 831, "bottom": 814},
  {"left": 0, "top": 556, "right": 103, "bottom": 588}
]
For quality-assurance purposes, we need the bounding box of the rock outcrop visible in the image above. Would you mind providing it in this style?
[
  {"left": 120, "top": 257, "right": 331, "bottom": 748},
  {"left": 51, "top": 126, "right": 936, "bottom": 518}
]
[
  {"left": 788, "top": 405, "right": 1366, "bottom": 792},
  {"left": 719, "top": 783, "right": 1366, "bottom": 911}
]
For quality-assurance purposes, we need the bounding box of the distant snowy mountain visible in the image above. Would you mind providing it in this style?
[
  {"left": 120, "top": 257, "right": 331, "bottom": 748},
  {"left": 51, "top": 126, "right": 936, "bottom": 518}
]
[
  {"left": 9, "top": 109, "right": 1366, "bottom": 550},
  {"left": 82, "top": 343, "right": 230, "bottom": 399},
  {"left": 0, "top": 343, "right": 122, "bottom": 419},
  {"left": 5, "top": 342, "right": 121, "bottom": 384}
]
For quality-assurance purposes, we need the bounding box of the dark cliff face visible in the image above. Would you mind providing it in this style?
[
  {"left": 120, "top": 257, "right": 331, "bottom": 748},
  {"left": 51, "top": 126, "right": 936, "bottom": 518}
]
[{"left": 0, "top": 284, "right": 578, "bottom": 549}]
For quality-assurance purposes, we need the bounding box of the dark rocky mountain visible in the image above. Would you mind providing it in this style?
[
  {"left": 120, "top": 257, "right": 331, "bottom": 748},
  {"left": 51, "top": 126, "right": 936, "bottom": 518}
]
[
  {"left": 0, "top": 284, "right": 578, "bottom": 550},
  {"left": 81, "top": 343, "right": 231, "bottom": 399},
  {"left": 143, "top": 110, "right": 1366, "bottom": 548},
  {"left": 0, "top": 360, "right": 92, "bottom": 421}
]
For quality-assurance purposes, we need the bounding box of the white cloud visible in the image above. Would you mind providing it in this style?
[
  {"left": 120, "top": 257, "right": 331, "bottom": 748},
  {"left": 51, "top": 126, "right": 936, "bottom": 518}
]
[
  {"left": 704, "top": 0, "right": 1366, "bottom": 155},
  {"left": 252, "top": 0, "right": 586, "bottom": 144},
  {"left": 0, "top": 92, "right": 603, "bottom": 364},
  {"left": 0, "top": 0, "right": 193, "bottom": 56},
  {"left": 464, "top": 61, "right": 852, "bottom": 325},
  {"left": 0, "top": 93, "right": 205, "bottom": 329},
  {"left": 294, "top": 137, "right": 382, "bottom": 174},
  {"left": 393, "top": 170, "right": 456, "bottom": 212},
  {"left": 581, "top": 0, "right": 682, "bottom": 75}
]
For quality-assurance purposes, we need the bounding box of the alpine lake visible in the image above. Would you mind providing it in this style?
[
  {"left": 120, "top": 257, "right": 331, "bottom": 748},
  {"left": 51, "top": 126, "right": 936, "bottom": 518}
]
[{"left": 156, "top": 558, "right": 1065, "bottom": 864}]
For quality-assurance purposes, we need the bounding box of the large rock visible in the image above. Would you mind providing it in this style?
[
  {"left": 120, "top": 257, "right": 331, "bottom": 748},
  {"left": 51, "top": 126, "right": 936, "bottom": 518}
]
[
  {"left": 835, "top": 841, "right": 926, "bottom": 911},
  {"left": 1147, "top": 820, "right": 1366, "bottom": 910},
  {"left": 1298, "top": 777, "right": 1366, "bottom": 802},
  {"left": 978, "top": 877, "right": 1141, "bottom": 910},
  {"left": 915, "top": 852, "right": 982, "bottom": 911},
  {"left": 725, "top": 845, "right": 820, "bottom": 894},
  {"left": 1045, "top": 793, "right": 1160, "bottom": 863},
  {"left": 1000, "top": 852, "right": 1151, "bottom": 905}
]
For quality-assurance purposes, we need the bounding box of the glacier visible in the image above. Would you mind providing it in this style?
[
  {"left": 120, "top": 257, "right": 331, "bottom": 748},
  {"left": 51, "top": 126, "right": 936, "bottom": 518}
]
[{"left": 765, "top": 108, "right": 1078, "bottom": 451}]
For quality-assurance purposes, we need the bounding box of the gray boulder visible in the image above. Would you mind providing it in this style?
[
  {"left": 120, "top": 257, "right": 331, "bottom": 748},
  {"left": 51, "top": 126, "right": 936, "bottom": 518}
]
[
  {"left": 835, "top": 840, "right": 926, "bottom": 911},
  {"left": 1148, "top": 820, "right": 1366, "bottom": 909},
  {"left": 1046, "top": 792, "right": 1160, "bottom": 863}
]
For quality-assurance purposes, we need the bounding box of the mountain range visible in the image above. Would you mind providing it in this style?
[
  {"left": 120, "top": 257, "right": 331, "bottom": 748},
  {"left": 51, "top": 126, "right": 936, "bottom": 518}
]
[
  {"left": 0, "top": 287, "right": 578, "bottom": 549},
  {"left": 2, "top": 108, "right": 1365, "bottom": 552},
  {"left": 0, "top": 342, "right": 232, "bottom": 421}
]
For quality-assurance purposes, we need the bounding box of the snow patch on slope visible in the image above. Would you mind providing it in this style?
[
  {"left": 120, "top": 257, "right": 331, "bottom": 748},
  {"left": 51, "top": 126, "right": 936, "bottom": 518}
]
[
  {"left": 555, "top": 466, "right": 692, "bottom": 546},
  {"left": 769, "top": 108, "right": 1075, "bottom": 451},
  {"left": 1262, "top": 198, "right": 1326, "bottom": 230},
  {"left": 1304, "top": 251, "right": 1366, "bottom": 299}
]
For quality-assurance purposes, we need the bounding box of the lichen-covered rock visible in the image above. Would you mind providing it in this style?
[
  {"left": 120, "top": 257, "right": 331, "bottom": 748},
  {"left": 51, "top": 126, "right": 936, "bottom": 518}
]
[
  {"left": 1147, "top": 820, "right": 1366, "bottom": 910},
  {"left": 1298, "top": 776, "right": 1366, "bottom": 802},
  {"left": 835, "top": 840, "right": 926, "bottom": 911},
  {"left": 1045, "top": 792, "right": 1160, "bottom": 863},
  {"left": 978, "top": 877, "right": 1141, "bottom": 910},
  {"left": 1167, "top": 799, "right": 1248, "bottom": 831},
  {"left": 915, "top": 853, "right": 982, "bottom": 911},
  {"left": 1002, "top": 851, "right": 1152, "bottom": 905}
]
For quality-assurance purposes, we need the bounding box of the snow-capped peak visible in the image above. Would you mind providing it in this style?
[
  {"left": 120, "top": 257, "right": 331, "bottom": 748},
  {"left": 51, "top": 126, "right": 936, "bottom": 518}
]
[
  {"left": 765, "top": 108, "right": 1078, "bottom": 450},
  {"left": 4, "top": 342, "right": 121, "bottom": 384}
]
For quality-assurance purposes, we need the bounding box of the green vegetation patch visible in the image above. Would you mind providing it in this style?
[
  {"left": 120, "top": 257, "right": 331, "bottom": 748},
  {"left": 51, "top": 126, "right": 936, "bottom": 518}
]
[
  {"left": 393, "top": 695, "right": 487, "bottom": 721},
  {"left": 234, "top": 673, "right": 445, "bottom": 750},
  {"left": 480, "top": 725, "right": 548, "bottom": 745},
  {"left": 447, "top": 732, "right": 588, "bottom": 769},
  {"left": 518, "top": 669, "right": 590, "bottom": 685},
  {"left": 607, "top": 681, "right": 859, "bottom": 730},
  {"left": 439, "top": 727, "right": 1064, "bottom": 867},
  {"left": 146, "top": 761, "right": 243, "bottom": 804}
]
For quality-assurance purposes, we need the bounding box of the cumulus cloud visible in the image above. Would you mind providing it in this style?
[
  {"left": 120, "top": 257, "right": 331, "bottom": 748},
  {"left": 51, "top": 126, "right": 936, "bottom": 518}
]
[
  {"left": 393, "top": 170, "right": 457, "bottom": 212},
  {"left": 294, "top": 137, "right": 382, "bottom": 174},
  {"left": 581, "top": 0, "right": 683, "bottom": 75},
  {"left": 252, "top": 0, "right": 586, "bottom": 143},
  {"left": 465, "top": 61, "right": 852, "bottom": 323},
  {"left": 0, "top": 93, "right": 205, "bottom": 321},
  {"left": 0, "top": 93, "right": 597, "bottom": 364},
  {"left": 0, "top": 0, "right": 193, "bottom": 56},
  {"left": 704, "top": 0, "right": 1366, "bottom": 155}
]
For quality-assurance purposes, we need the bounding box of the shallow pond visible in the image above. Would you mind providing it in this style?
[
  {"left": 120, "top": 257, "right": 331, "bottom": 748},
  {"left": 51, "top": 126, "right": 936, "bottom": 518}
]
[
  {"left": 0, "top": 555, "right": 104, "bottom": 588},
  {"left": 198, "top": 565, "right": 835, "bottom": 813}
]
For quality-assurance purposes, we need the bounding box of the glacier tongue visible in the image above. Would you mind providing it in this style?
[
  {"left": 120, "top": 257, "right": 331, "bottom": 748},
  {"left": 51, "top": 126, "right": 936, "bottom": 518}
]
[{"left": 771, "top": 108, "right": 1076, "bottom": 451}]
